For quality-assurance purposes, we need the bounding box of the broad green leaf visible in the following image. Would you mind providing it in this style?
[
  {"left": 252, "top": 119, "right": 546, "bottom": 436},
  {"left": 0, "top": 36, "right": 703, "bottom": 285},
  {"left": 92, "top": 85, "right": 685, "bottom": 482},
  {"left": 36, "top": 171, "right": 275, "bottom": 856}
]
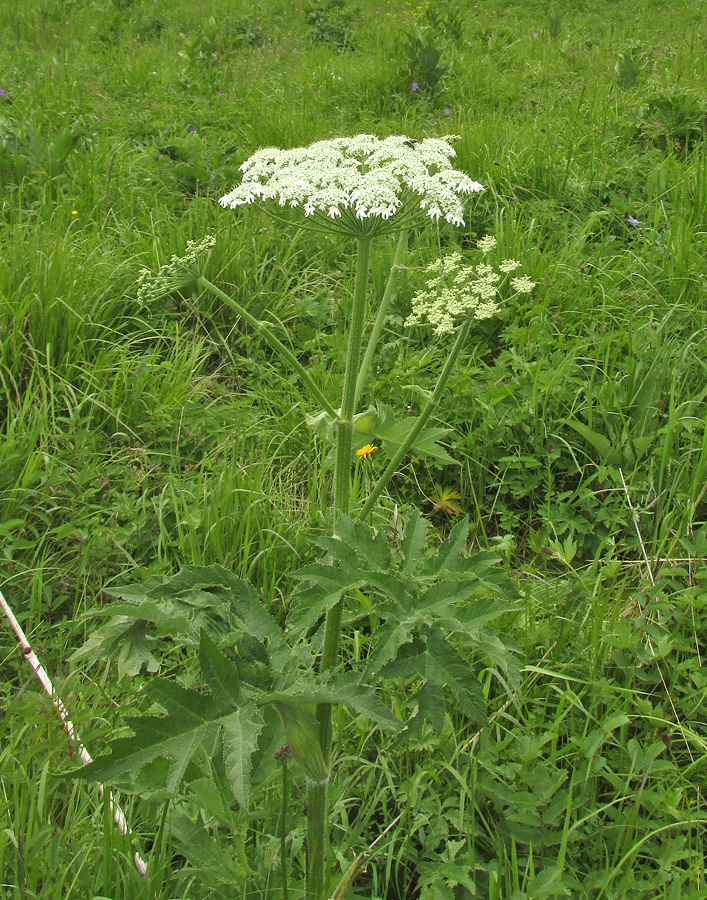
[
  {"left": 288, "top": 517, "right": 409, "bottom": 635},
  {"left": 371, "top": 635, "right": 428, "bottom": 680},
  {"left": 378, "top": 413, "right": 456, "bottom": 465},
  {"left": 561, "top": 418, "right": 622, "bottom": 466},
  {"left": 199, "top": 630, "right": 240, "bottom": 701},
  {"left": 526, "top": 866, "right": 566, "bottom": 899},
  {"left": 73, "top": 639, "right": 264, "bottom": 806},
  {"left": 418, "top": 580, "right": 514, "bottom": 625},
  {"left": 87, "top": 600, "right": 193, "bottom": 635},
  {"left": 287, "top": 563, "right": 368, "bottom": 635},
  {"left": 425, "top": 627, "right": 488, "bottom": 725},
  {"left": 111, "top": 565, "right": 280, "bottom": 642},
  {"left": 419, "top": 859, "right": 477, "bottom": 900},
  {"left": 466, "top": 630, "right": 522, "bottom": 694},
  {"left": 70, "top": 616, "right": 161, "bottom": 681},
  {"left": 268, "top": 671, "right": 401, "bottom": 730},
  {"left": 305, "top": 407, "right": 337, "bottom": 442},
  {"left": 399, "top": 508, "right": 429, "bottom": 574},
  {"left": 305, "top": 406, "right": 378, "bottom": 445},
  {"left": 73, "top": 686, "right": 212, "bottom": 794},
  {"left": 364, "top": 619, "right": 414, "bottom": 678},
  {"left": 155, "top": 565, "right": 281, "bottom": 642},
  {"left": 77, "top": 566, "right": 282, "bottom": 680},
  {"left": 423, "top": 516, "right": 470, "bottom": 576},
  {"left": 630, "top": 433, "right": 655, "bottom": 462},
  {"left": 222, "top": 703, "right": 265, "bottom": 807},
  {"left": 409, "top": 681, "right": 445, "bottom": 734},
  {"left": 381, "top": 628, "right": 488, "bottom": 726},
  {"left": 333, "top": 515, "right": 391, "bottom": 571},
  {"left": 352, "top": 406, "right": 381, "bottom": 436}
]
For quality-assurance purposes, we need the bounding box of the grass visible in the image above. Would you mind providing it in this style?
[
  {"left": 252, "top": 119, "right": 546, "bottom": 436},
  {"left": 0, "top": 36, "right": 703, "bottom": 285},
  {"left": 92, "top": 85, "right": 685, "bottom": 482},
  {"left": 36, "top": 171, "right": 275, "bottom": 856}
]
[{"left": 2, "top": 0, "right": 707, "bottom": 897}]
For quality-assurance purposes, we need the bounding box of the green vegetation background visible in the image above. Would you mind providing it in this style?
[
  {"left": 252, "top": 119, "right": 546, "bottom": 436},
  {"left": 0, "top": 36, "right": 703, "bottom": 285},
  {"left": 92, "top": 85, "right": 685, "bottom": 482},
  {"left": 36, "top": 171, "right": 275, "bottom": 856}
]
[{"left": 1, "top": 0, "right": 706, "bottom": 897}]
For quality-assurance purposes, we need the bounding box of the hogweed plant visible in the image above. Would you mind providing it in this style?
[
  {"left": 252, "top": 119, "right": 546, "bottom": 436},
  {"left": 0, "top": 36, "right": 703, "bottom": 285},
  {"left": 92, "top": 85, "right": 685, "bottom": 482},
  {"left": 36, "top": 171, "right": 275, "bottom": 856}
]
[{"left": 73, "top": 135, "right": 535, "bottom": 899}]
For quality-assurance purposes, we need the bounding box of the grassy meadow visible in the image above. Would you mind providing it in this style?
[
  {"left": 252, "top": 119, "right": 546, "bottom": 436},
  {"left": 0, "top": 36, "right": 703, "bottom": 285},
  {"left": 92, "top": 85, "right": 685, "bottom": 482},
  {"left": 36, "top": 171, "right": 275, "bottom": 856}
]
[{"left": 2, "top": 0, "right": 707, "bottom": 897}]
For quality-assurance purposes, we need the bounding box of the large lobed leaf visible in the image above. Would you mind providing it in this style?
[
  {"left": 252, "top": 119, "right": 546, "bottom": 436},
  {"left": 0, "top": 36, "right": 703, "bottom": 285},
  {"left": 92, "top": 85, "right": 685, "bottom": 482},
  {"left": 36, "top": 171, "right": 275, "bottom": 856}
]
[
  {"left": 380, "top": 626, "right": 489, "bottom": 725},
  {"left": 71, "top": 565, "right": 281, "bottom": 680},
  {"left": 287, "top": 516, "right": 411, "bottom": 636},
  {"left": 307, "top": 510, "right": 522, "bottom": 729},
  {"left": 72, "top": 632, "right": 264, "bottom": 807}
]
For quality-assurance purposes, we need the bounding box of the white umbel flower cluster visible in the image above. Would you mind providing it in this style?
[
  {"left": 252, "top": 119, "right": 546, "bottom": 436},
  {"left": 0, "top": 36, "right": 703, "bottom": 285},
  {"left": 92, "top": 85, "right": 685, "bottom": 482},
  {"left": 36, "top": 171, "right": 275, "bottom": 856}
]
[
  {"left": 137, "top": 236, "right": 216, "bottom": 305},
  {"left": 406, "top": 243, "right": 535, "bottom": 336},
  {"left": 219, "top": 135, "right": 484, "bottom": 236}
]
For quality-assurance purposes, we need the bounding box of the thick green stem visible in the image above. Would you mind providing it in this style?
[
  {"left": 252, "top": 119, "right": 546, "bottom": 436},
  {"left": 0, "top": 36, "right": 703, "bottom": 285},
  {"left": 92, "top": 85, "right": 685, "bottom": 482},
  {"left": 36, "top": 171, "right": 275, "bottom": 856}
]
[
  {"left": 317, "top": 235, "right": 371, "bottom": 730},
  {"left": 332, "top": 235, "right": 373, "bottom": 523},
  {"left": 307, "top": 236, "right": 372, "bottom": 900},
  {"left": 358, "top": 318, "right": 472, "bottom": 521},
  {"left": 198, "top": 276, "right": 339, "bottom": 420},
  {"left": 354, "top": 229, "right": 408, "bottom": 409},
  {"left": 280, "top": 758, "right": 289, "bottom": 900},
  {"left": 306, "top": 778, "right": 329, "bottom": 900}
]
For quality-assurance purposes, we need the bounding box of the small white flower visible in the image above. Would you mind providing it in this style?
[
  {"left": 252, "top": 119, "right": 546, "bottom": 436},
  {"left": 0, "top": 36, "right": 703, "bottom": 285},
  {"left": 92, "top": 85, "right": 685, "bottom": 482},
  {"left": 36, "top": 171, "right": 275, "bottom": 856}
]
[{"left": 220, "top": 135, "right": 484, "bottom": 237}]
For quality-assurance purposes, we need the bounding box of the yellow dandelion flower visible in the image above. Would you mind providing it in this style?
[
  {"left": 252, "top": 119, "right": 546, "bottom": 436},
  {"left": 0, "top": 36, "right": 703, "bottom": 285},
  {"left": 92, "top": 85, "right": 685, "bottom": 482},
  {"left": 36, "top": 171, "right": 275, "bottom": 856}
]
[
  {"left": 356, "top": 443, "right": 377, "bottom": 459},
  {"left": 71, "top": 210, "right": 78, "bottom": 215}
]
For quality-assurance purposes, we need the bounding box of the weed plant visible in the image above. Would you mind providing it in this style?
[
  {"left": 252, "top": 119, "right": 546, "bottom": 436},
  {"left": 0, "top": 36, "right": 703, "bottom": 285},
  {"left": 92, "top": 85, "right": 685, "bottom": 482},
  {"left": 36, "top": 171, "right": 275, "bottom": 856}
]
[{"left": 1, "top": 0, "right": 707, "bottom": 898}]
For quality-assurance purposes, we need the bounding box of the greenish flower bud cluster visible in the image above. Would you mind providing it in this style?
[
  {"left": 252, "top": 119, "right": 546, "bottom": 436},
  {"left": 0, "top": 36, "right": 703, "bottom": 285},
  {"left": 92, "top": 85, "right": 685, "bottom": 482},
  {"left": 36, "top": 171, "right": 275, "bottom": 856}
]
[
  {"left": 406, "top": 238, "right": 536, "bottom": 336},
  {"left": 136, "top": 235, "right": 216, "bottom": 305}
]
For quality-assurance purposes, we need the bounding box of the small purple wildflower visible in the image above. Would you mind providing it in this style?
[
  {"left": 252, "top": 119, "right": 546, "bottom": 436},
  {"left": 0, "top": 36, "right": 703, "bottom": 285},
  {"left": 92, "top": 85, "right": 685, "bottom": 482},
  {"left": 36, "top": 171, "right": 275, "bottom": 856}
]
[
  {"left": 444, "top": 106, "right": 450, "bottom": 115},
  {"left": 218, "top": 90, "right": 224, "bottom": 95},
  {"left": 164, "top": 128, "right": 169, "bottom": 134},
  {"left": 628, "top": 215, "right": 641, "bottom": 226},
  {"left": 189, "top": 127, "right": 195, "bottom": 132},
  {"left": 533, "top": 32, "right": 538, "bottom": 39},
  {"left": 0, "top": 89, "right": 5, "bottom": 96},
  {"left": 412, "top": 82, "right": 419, "bottom": 91}
]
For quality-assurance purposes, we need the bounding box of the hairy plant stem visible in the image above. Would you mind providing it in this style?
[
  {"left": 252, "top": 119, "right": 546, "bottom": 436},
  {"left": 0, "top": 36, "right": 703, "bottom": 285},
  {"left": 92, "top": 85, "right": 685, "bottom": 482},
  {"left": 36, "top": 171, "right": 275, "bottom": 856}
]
[
  {"left": 332, "top": 235, "right": 373, "bottom": 528},
  {"left": 280, "top": 757, "right": 289, "bottom": 900},
  {"left": 358, "top": 317, "right": 472, "bottom": 520},
  {"left": 198, "top": 276, "right": 339, "bottom": 420},
  {"left": 307, "top": 235, "right": 372, "bottom": 900},
  {"left": 305, "top": 778, "right": 329, "bottom": 900},
  {"left": 354, "top": 229, "right": 408, "bottom": 409}
]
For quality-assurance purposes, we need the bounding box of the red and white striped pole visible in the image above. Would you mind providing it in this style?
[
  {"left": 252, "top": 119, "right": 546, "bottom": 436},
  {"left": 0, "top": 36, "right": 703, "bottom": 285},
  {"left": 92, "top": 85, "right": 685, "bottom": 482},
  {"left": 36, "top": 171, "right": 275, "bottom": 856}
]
[{"left": 0, "top": 588, "right": 147, "bottom": 876}]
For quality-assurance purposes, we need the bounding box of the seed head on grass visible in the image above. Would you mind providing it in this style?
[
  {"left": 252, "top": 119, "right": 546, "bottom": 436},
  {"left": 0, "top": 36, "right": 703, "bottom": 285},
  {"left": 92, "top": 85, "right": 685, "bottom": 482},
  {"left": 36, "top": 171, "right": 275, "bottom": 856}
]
[
  {"left": 219, "top": 134, "right": 484, "bottom": 238},
  {"left": 406, "top": 242, "right": 536, "bottom": 336},
  {"left": 136, "top": 235, "right": 216, "bottom": 305}
]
